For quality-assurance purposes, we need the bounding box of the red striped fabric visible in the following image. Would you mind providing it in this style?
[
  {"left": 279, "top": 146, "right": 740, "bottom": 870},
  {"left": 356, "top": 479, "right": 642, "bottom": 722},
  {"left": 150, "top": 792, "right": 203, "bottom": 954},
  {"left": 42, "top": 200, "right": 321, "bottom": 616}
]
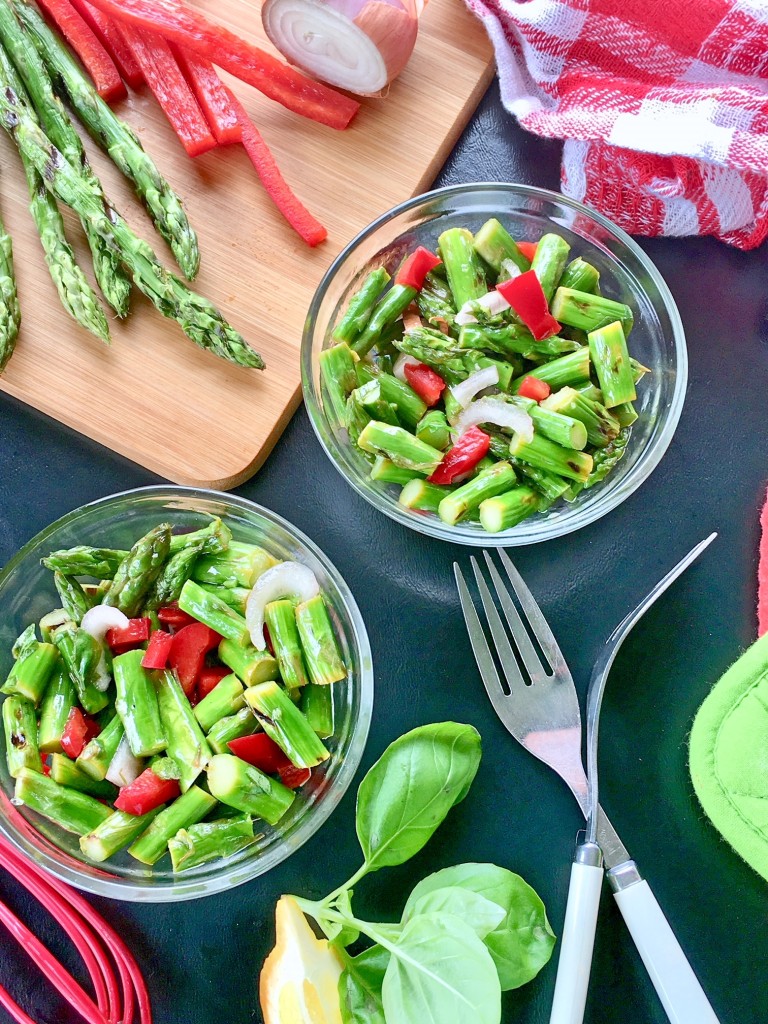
[{"left": 466, "top": 0, "right": 768, "bottom": 248}]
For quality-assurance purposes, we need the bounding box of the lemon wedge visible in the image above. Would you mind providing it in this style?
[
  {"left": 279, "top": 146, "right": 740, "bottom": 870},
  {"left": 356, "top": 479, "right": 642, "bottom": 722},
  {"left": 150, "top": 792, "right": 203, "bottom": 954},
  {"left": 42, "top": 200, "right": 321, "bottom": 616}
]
[{"left": 260, "top": 895, "right": 345, "bottom": 1024}]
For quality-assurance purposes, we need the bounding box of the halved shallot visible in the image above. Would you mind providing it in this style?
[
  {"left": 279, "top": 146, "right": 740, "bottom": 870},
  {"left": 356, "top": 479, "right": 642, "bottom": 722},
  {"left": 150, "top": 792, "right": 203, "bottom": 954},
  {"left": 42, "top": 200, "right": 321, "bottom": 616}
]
[
  {"left": 262, "top": 0, "right": 421, "bottom": 96},
  {"left": 246, "top": 562, "right": 320, "bottom": 649},
  {"left": 455, "top": 396, "right": 534, "bottom": 442}
]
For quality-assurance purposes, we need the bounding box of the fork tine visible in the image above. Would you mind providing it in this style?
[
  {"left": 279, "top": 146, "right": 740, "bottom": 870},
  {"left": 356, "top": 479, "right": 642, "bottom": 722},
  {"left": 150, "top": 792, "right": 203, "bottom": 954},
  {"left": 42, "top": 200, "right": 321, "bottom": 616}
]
[
  {"left": 469, "top": 557, "right": 527, "bottom": 694},
  {"left": 454, "top": 563, "right": 520, "bottom": 718},
  {"left": 482, "top": 551, "right": 549, "bottom": 684},
  {"left": 497, "top": 549, "right": 569, "bottom": 674}
]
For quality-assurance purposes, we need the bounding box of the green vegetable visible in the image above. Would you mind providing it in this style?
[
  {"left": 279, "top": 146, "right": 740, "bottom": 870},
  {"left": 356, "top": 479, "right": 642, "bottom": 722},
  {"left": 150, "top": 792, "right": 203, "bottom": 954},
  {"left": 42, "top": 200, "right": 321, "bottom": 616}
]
[
  {"left": 357, "top": 421, "right": 443, "bottom": 475},
  {"left": 300, "top": 683, "right": 334, "bottom": 739},
  {"left": 472, "top": 218, "right": 530, "bottom": 275},
  {"left": 193, "top": 673, "right": 245, "bottom": 733},
  {"left": 295, "top": 595, "right": 346, "bottom": 688},
  {"left": 156, "top": 670, "right": 210, "bottom": 792},
  {"left": 588, "top": 320, "right": 637, "bottom": 409},
  {"left": 49, "top": 753, "right": 117, "bottom": 799},
  {"left": 76, "top": 713, "right": 124, "bottom": 780},
  {"left": 3, "top": 694, "right": 42, "bottom": 776},
  {"left": 178, "top": 579, "right": 250, "bottom": 645},
  {"left": 193, "top": 542, "right": 276, "bottom": 589},
  {"left": 42, "top": 546, "right": 127, "bottom": 578},
  {"left": 206, "top": 707, "right": 260, "bottom": 754},
  {"left": 38, "top": 664, "right": 76, "bottom": 753},
  {"left": 113, "top": 649, "right": 166, "bottom": 758},
  {"left": 80, "top": 807, "right": 162, "bottom": 862},
  {"left": 206, "top": 753, "right": 294, "bottom": 824},
  {"left": 104, "top": 524, "right": 172, "bottom": 617},
  {"left": 0, "top": 202, "right": 20, "bottom": 372},
  {"left": 168, "top": 813, "right": 256, "bottom": 871},
  {"left": 398, "top": 478, "right": 450, "bottom": 513},
  {"left": 333, "top": 269, "right": 391, "bottom": 344},
  {"left": 320, "top": 342, "right": 360, "bottom": 422},
  {"left": 439, "top": 228, "right": 487, "bottom": 309},
  {"left": 129, "top": 784, "right": 217, "bottom": 865},
  {"left": 218, "top": 639, "right": 278, "bottom": 688},
  {"left": 244, "top": 682, "right": 329, "bottom": 769},
  {"left": 339, "top": 945, "right": 388, "bottom": 1024},
  {"left": 15, "top": 766, "right": 111, "bottom": 835},
  {"left": 51, "top": 625, "right": 108, "bottom": 715},
  {"left": 265, "top": 600, "right": 309, "bottom": 691},
  {"left": 530, "top": 233, "right": 570, "bottom": 303}
]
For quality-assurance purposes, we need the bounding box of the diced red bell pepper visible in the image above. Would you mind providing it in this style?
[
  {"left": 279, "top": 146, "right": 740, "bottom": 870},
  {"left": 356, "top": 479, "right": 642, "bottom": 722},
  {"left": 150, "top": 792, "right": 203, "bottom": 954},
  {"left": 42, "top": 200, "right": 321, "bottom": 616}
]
[
  {"left": 85, "top": 0, "right": 359, "bottom": 130},
  {"left": 36, "top": 0, "right": 126, "bottom": 102},
  {"left": 118, "top": 24, "right": 217, "bottom": 157},
  {"left": 403, "top": 362, "right": 446, "bottom": 407},
  {"left": 106, "top": 617, "right": 151, "bottom": 652},
  {"left": 70, "top": 0, "right": 144, "bottom": 88},
  {"left": 168, "top": 622, "right": 222, "bottom": 696},
  {"left": 61, "top": 708, "right": 101, "bottom": 760},
  {"left": 157, "top": 605, "right": 196, "bottom": 629},
  {"left": 228, "top": 89, "right": 327, "bottom": 247},
  {"left": 41, "top": 762, "right": 51, "bottom": 777},
  {"left": 278, "top": 764, "right": 312, "bottom": 790},
  {"left": 517, "top": 240, "right": 538, "bottom": 262},
  {"left": 517, "top": 376, "right": 552, "bottom": 402},
  {"left": 197, "top": 666, "right": 230, "bottom": 701},
  {"left": 263, "top": 624, "right": 275, "bottom": 657},
  {"left": 428, "top": 426, "right": 490, "bottom": 485},
  {"left": 227, "top": 733, "right": 310, "bottom": 789},
  {"left": 114, "top": 766, "right": 180, "bottom": 816},
  {"left": 141, "top": 629, "right": 175, "bottom": 670},
  {"left": 496, "top": 271, "right": 560, "bottom": 341},
  {"left": 172, "top": 45, "right": 241, "bottom": 145},
  {"left": 395, "top": 247, "right": 442, "bottom": 291}
]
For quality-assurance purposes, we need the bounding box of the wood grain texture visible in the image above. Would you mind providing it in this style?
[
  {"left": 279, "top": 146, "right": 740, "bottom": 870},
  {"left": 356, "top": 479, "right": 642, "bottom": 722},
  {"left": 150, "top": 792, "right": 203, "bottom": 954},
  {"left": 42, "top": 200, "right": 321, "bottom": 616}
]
[{"left": 0, "top": 0, "right": 493, "bottom": 487}]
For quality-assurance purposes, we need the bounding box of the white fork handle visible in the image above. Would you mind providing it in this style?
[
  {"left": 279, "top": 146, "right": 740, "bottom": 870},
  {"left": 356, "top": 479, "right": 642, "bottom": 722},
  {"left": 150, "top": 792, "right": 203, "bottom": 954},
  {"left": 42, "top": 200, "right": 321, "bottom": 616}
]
[
  {"left": 612, "top": 878, "right": 720, "bottom": 1024},
  {"left": 549, "top": 849, "right": 603, "bottom": 1024}
]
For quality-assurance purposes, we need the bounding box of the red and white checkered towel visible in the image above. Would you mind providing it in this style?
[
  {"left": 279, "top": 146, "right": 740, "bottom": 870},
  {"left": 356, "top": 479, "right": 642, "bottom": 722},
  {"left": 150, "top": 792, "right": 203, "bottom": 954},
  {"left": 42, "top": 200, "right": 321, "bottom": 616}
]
[{"left": 465, "top": 0, "right": 768, "bottom": 249}]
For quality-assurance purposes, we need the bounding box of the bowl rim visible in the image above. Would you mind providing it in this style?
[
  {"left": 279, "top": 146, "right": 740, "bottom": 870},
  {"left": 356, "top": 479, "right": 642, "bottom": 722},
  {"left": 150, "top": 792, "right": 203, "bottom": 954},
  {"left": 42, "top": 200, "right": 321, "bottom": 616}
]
[
  {"left": 0, "top": 485, "right": 374, "bottom": 902},
  {"left": 301, "top": 181, "right": 688, "bottom": 547}
]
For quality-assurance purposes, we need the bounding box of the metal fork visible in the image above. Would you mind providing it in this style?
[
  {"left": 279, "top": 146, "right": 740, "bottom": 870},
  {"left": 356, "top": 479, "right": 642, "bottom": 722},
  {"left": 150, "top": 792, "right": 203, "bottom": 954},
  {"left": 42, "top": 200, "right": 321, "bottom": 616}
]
[{"left": 454, "top": 548, "right": 719, "bottom": 1024}]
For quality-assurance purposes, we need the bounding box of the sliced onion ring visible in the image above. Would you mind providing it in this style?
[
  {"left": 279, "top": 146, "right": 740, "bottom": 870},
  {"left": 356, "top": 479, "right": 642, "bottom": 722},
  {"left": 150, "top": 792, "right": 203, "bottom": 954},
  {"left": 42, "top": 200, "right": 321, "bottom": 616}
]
[
  {"left": 262, "top": 0, "right": 419, "bottom": 96},
  {"left": 449, "top": 365, "right": 499, "bottom": 411},
  {"left": 246, "top": 562, "right": 320, "bottom": 649},
  {"left": 393, "top": 352, "right": 420, "bottom": 382},
  {"left": 455, "top": 397, "right": 534, "bottom": 443},
  {"left": 106, "top": 733, "right": 143, "bottom": 788},
  {"left": 455, "top": 289, "right": 511, "bottom": 326}
]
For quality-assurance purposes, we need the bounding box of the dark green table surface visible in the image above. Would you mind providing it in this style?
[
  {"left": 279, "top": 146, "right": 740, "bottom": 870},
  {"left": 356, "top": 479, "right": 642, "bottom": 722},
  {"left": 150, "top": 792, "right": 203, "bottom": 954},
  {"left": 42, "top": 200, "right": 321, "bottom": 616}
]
[{"left": 2, "top": 80, "right": 767, "bottom": 1024}]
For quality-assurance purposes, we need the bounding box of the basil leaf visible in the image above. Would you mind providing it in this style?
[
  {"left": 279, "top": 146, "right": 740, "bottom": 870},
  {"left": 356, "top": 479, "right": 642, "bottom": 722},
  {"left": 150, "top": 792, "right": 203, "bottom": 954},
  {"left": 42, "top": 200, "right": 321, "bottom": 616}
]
[
  {"left": 339, "top": 945, "right": 388, "bottom": 1024},
  {"left": 381, "top": 912, "right": 501, "bottom": 1024},
  {"left": 404, "top": 886, "right": 505, "bottom": 939},
  {"left": 356, "top": 723, "right": 481, "bottom": 871},
  {"left": 403, "top": 863, "right": 556, "bottom": 990}
]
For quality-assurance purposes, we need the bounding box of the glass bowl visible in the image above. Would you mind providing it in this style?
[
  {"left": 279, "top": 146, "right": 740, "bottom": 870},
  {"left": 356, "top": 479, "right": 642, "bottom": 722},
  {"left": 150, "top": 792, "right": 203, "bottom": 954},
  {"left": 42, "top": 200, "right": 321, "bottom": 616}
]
[
  {"left": 302, "top": 183, "right": 688, "bottom": 546},
  {"left": 0, "top": 487, "right": 373, "bottom": 902}
]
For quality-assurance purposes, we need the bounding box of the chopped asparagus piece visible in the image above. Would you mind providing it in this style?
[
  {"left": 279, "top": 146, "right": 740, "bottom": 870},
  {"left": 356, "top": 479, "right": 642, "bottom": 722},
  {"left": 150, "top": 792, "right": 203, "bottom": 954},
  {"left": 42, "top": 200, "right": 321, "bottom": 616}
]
[
  {"left": 193, "top": 674, "right": 245, "bottom": 733},
  {"left": 15, "top": 767, "right": 111, "bottom": 835},
  {"left": 245, "top": 682, "right": 330, "bottom": 769},
  {"left": 559, "top": 257, "right": 600, "bottom": 294},
  {"left": 178, "top": 580, "right": 250, "bottom": 645},
  {"left": 206, "top": 754, "right": 294, "bottom": 824},
  {"left": 266, "top": 600, "right": 309, "bottom": 691},
  {"left": 207, "top": 707, "right": 260, "bottom": 755},
  {"left": 357, "top": 421, "right": 443, "bottom": 475},
  {"left": 104, "top": 524, "right": 172, "bottom": 617},
  {"left": 399, "top": 478, "right": 452, "bottom": 513},
  {"left": 529, "top": 405, "right": 588, "bottom": 451},
  {"left": 300, "top": 683, "right": 334, "bottom": 739},
  {"left": 472, "top": 218, "right": 530, "bottom": 275},
  {"left": 439, "top": 228, "right": 487, "bottom": 309},
  {"left": 509, "top": 432, "right": 593, "bottom": 483},
  {"left": 352, "top": 284, "right": 417, "bottom": 357},
  {"left": 51, "top": 625, "right": 108, "bottom": 715},
  {"left": 53, "top": 572, "right": 90, "bottom": 624},
  {"left": 196, "top": 584, "right": 251, "bottom": 616},
  {"left": 551, "top": 287, "right": 634, "bottom": 337},
  {"left": 3, "top": 695, "right": 41, "bottom": 777},
  {"left": 192, "top": 543, "right": 277, "bottom": 589},
  {"left": 415, "top": 410, "right": 451, "bottom": 451},
  {"left": 438, "top": 462, "right": 518, "bottom": 526},
  {"left": 80, "top": 807, "right": 162, "bottom": 862},
  {"left": 156, "top": 670, "right": 211, "bottom": 792},
  {"left": 49, "top": 754, "right": 117, "bottom": 799},
  {"left": 588, "top": 321, "right": 636, "bottom": 409},
  {"left": 479, "top": 487, "right": 540, "bottom": 533},
  {"left": 369, "top": 456, "right": 422, "bottom": 486},
  {"left": 333, "top": 268, "right": 391, "bottom": 343},
  {"left": 129, "top": 785, "right": 217, "bottom": 865},
  {"left": 169, "top": 814, "right": 256, "bottom": 872},
  {"left": 510, "top": 348, "right": 591, "bottom": 393},
  {"left": 218, "top": 639, "right": 279, "bottom": 688},
  {"left": 38, "top": 664, "right": 76, "bottom": 753},
  {"left": 76, "top": 713, "right": 124, "bottom": 780},
  {"left": 7, "top": 641, "right": 58, "bottom": 704},
  {"left": 531, "top": 233, "right": 571, "bottom": 303},
  {"left": 542, "top": 387, "right": 620, "bottom": 448},
  {"left": 320, "top": 342, "right": 360, "bottom": 422},
  {"left": 294, "top": 596, "right": 346, "bottom": 687},
  {"left": 113, "top": 649, "right": 166, "bottom": 758},
  {"left": 42, "top": 546, "right": 127, "bottom": 579}
]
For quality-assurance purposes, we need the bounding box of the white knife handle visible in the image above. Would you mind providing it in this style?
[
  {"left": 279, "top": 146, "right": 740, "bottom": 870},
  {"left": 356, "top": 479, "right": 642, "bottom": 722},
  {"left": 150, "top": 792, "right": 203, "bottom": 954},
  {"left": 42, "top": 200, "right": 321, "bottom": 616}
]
[
  {"left": 610, "top": 871, "right": 720, "bottom": 1024},
  {"left": 549, "top": 844, "right": 603, "bottom": 1024}
]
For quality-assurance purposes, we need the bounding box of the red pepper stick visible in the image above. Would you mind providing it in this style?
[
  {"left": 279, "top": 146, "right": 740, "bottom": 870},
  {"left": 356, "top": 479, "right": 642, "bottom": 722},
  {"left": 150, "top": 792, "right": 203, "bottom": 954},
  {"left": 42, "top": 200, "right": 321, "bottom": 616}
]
[
  {"left": 172, "top": 45, "right": 241, "bottom": 145},
  {"left": 118, "top": 24, "right": 217, "bottom": 157},
  {"left": 69, "top": 0, "right": 144, "bottom": 88},
  {"left": 84, "top": 0, "right": 359, "bottom": 130},
  {"left": 36, "top": 0, "right": 126, "bottom": 102},
  {"left": 228, "top": 89, "right": 327, "bottom": 247}
]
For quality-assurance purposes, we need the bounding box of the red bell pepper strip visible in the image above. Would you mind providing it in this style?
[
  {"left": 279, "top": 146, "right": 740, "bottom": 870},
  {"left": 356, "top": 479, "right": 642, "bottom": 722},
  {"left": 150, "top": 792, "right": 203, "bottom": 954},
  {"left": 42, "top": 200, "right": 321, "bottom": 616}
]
[
  {"left": 517, "top": 376, "right": 552, "bottom": 402},
  {"left": 118, "top": 24, "right": 217, "bottom": 158},
  {"left": 517, "top": 240, "right": 538, "bottom": 262},
  {"left": 228, "top": 90, "right": 327, "bottom": 248},
  {"left": 114, "top": 767, "right": 180, "bottom": 816},
  {"left": 69, "top": 0, "right": 144, "bottom": 88},
  {"left": 403, "top": 362, "right": 446, "bottom": 407},
  {"left": 168, "top": 622, "right": 222, "bottom": 696},
  {"left": 141, "top": 630, "right": 175, "bottom": 670},
  {"left": 172, "top": 45, "right": 241, "bottom": 145},
  {"left": 227, "top": 734, "right": 311, "bottom": 789},
  {"left": 41, "top": 762, "right": 51, "bottom": 777},
  {"left": 496, "top": 271, "right": 561, "bottom": 341},
  {"left": 84, "top": 0, "right": 359, "bottom": 130},
  {"left": 106, "top": 618, "right": 151, "bottom": 652},
  {"left": 395, "top": 247, "right": 442, "bottom": 291},
  {"left": 428, "top": 426, "right": 491, "bottom": 485},
  {"left": 36, "top": 0, "right": 126, "bottom": 102},
  {"left": 61, "top": 709, "right": 101, "bottom": 760},
  {"left": 157, "top": 604, "right": 196, "bottom": 629},
  {"left": 197, "top": 666, "right": 231, "bottom": 701}
]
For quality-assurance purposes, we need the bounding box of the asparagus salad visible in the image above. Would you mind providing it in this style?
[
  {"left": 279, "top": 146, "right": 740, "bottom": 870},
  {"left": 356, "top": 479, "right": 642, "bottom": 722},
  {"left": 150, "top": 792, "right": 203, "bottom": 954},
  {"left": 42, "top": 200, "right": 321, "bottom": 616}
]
[
  {"left": 320, "top": 221, "right": 650, "bottom": 533},
  {"left": 1, "top": 518, "right": 346, "bottom": 871}
]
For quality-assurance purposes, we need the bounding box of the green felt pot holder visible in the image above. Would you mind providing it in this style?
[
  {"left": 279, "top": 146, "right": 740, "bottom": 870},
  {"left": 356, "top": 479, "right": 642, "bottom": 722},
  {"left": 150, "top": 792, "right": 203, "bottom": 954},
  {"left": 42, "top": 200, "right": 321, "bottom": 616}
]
[{"left": 690, "top": 633, "right": 768, "bottom": 882}]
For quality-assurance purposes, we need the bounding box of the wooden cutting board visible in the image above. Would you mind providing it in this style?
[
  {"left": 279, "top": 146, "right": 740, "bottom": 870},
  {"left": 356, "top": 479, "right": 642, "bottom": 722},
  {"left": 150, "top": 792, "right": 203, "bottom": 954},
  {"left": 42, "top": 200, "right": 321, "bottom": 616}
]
[{"left": 0, "top": 0, "right": 494, "bottom": 487}]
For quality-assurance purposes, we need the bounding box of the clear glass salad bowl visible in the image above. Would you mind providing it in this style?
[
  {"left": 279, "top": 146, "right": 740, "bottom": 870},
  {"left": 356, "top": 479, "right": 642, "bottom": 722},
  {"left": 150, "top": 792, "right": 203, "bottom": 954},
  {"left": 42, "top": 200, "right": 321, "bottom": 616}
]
[
  {"left": 0, "top": 487, "right": 373, "bottom": 902},
  {"left": 302, "top": 183, "right": 688, "bottom": 546}
]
